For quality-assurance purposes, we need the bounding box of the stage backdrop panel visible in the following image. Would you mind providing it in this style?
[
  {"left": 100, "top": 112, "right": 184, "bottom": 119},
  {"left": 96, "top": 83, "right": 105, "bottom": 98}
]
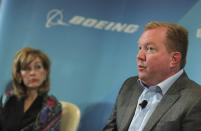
[{"left": 0, "top": 0, "right": 200, "bottom": 130}]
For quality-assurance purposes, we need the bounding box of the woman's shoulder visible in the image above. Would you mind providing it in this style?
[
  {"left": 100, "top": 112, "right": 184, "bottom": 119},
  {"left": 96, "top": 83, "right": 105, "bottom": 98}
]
[
  {"left": 43, "top": 94, "right": 60, "bottom": 104},
  {"left": 42, "top": 94, "right": 61, "bottom": 110},
  {"left": 44, "top": 94, "right": 59, "bottom": 101},
  {"left": 0, "top": 90, "right": 15, "bottom": 108},
  {"left": 34, "top": 94, "right": 62, "bottom": 130}
]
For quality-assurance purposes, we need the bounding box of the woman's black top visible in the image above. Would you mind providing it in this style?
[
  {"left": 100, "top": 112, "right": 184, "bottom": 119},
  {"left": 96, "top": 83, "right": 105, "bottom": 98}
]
[{"left": 0, "top": 95, "right": 44, "bottom": 131}]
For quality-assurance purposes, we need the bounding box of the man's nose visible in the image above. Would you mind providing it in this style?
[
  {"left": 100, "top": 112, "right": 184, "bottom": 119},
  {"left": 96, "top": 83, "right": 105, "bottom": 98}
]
[{"left": 137, "top": 49, "right": 146, "bottom": 61}]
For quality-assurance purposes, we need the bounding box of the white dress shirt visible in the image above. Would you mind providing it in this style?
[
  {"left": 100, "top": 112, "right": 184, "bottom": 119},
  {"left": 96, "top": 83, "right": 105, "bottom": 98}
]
[{"left": 128, "top": 69, "right": 184, "bottom": 131}]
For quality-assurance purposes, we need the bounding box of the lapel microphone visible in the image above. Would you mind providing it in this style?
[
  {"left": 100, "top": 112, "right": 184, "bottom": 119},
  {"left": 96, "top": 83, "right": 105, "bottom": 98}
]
[{"left": 139, "top": 100, "right": 148, "bottom": 109}]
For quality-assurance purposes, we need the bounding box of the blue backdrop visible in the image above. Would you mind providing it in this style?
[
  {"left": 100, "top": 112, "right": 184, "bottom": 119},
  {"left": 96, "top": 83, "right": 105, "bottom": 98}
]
[{"left": 0, "top": 0, "right": 201, "bottom": 130}]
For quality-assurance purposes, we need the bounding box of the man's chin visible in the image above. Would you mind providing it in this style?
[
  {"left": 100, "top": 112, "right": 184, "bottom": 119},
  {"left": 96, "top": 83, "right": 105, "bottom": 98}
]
[{"left": 138, "top": 74, "right": 146, "bottom": 80}]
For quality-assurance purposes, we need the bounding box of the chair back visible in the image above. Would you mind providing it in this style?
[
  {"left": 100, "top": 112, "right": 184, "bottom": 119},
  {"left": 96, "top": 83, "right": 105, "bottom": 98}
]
[{"left": 60, "top": 101, "right": 81, "bottom": 131}]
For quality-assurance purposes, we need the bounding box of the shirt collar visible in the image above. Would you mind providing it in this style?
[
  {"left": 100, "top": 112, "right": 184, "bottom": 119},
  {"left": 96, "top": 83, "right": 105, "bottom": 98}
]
[{"left": 138, "top": 69, "right": 184, "bottom": 95}]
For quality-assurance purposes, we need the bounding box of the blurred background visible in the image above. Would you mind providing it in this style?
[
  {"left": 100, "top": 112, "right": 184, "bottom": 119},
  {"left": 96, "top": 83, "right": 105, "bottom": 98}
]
[{"left": 0, "top": 0, "right": 201, "bottom": 130}]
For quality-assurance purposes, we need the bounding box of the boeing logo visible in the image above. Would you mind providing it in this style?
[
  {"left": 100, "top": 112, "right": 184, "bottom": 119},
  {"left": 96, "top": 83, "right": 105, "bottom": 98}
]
[
  {"left": 46, "top": 9, "right": 139, "bottom": 34},
  {"left": 46, "top": 9, "right": 68, "bottom": 28}
]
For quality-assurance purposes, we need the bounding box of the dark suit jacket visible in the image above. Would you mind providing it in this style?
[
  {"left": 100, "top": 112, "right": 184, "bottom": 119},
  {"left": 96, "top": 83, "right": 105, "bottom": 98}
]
[{"left": 103, "top": 72, "right": 201, "bottom": 131}]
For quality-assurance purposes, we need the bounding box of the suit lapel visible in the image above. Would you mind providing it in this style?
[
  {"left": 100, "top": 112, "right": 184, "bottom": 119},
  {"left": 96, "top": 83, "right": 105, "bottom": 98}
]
[
  {"left": 142, "top": 92, "right": 180, "bottom": 131},
  {"left": 143, "top": 72, "right": 188, "bottom": 131},
  {"left": 120, "top": 82, "right": 143, "bottom": 130}
]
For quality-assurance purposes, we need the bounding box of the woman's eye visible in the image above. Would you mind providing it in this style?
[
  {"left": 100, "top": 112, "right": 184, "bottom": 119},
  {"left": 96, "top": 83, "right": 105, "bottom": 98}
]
[
  {"left": 35, "top": 65, "right": 42, "bottom": 70},
  {"left": 23, "top": 66, "right": 30, "bottom": 71}
]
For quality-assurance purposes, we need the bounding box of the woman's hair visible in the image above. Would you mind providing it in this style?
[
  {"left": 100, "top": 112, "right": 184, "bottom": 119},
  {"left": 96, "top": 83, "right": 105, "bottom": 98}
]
[{"left": 12, "top": 47, "right": 51, "bottom": 99}]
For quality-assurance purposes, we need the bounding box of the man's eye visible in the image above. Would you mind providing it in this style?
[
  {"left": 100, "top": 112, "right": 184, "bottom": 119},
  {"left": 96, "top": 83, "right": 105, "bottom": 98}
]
[{"left": 147, "top": 47, "right": 154, "bottom": 51}]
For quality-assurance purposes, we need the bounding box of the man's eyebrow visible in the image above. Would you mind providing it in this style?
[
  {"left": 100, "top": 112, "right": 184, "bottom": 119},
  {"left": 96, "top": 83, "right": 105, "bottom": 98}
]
[{"left": 138, "top": 42, "right": 153, "bottom": 46}]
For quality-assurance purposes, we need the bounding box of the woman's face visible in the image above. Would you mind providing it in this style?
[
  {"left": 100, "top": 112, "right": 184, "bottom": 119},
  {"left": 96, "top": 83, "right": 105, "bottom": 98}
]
[{"left": 20, "top": 57, "right": 47, "bottom": 89}]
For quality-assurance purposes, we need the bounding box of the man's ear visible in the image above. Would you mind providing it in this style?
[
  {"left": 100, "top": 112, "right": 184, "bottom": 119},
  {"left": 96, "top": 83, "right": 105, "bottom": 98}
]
[{"left": 170, "top": 52, "right": 182, "bottom": 68}]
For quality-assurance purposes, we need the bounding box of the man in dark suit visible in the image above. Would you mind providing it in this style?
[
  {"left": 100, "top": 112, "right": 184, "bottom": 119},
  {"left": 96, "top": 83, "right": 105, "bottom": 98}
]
[{"left": 103, "top": 22, "right": 201, "bottom": 131}]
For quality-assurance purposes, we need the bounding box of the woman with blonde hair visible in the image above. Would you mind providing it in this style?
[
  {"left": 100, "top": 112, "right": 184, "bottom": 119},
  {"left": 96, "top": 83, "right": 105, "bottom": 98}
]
[{"left": 0, "top": 47, "right": 61, "bottom": 131}]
